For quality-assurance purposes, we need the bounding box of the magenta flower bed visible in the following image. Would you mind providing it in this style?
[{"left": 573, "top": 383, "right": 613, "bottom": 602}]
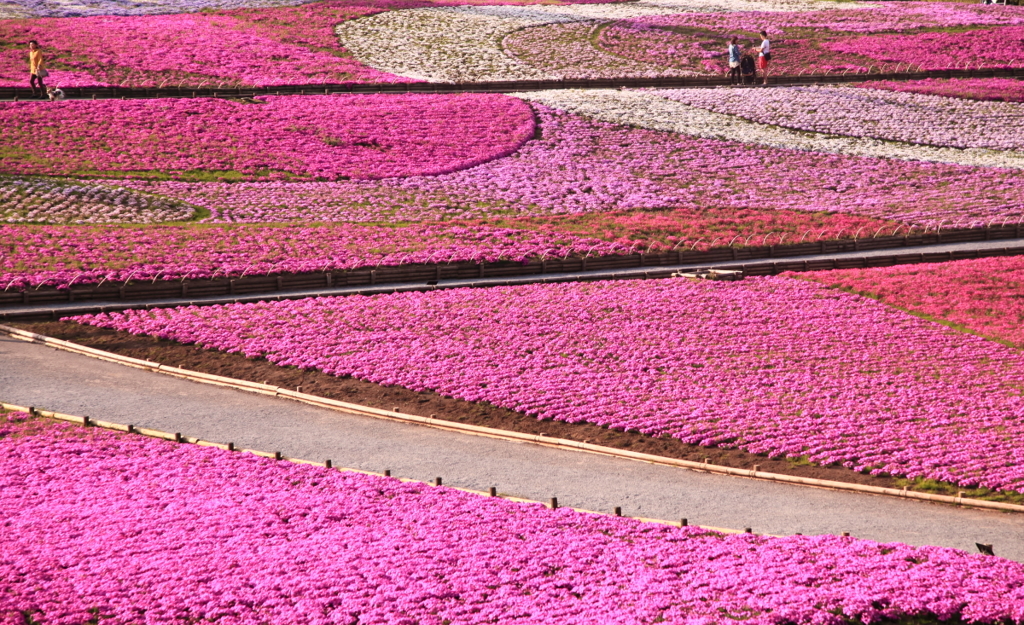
[
  {"left": 0, "top": 9, "right": 400, "bottom": 88},
  {"left": 4, "top": 413, "right": 1024, "bottom": 625},
  {"left": 858, "top": 78, "right": 1024, "bottom": 103},
  {"left": 70, "top": 277, "right": 1024, "bottom": 492},
  {"left": 0, "top": 208, "right": 891, "bottom": 290},
  {"left": 0, "top": 223, "right": 630, "bottom": 291},
  {"left": 11, "top": 105, "right": 1024, "bottom": 226},
  {"left": 0, "top": 94, "right": 534, "bottom": 181},
  {"left": 796, "top": 255, "right": 1024, "bottom": 349},
  {"left": 827, "top": 25, "right": 1024, "bottom": 71}
]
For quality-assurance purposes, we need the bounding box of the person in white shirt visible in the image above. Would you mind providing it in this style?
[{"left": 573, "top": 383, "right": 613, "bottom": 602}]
[{"left": 758, "top": 30, "right": 771, "bottom": 84}]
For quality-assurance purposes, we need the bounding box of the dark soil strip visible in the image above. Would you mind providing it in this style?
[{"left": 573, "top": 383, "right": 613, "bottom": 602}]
[{"left": 14, "top": 320, "right": 920, "bottom": 492}]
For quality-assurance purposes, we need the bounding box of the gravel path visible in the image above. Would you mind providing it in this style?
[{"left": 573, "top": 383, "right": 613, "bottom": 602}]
[{"left": 3, "top": 334, "right": 1023, "bottom": 561}]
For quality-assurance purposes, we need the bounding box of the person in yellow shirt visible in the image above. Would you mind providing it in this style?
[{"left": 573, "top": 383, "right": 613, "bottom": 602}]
[{"left": 29, "top": 40, "right": 46, "bottom": 99}]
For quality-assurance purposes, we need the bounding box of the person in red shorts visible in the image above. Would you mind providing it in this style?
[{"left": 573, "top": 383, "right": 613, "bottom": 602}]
[{"left": 757, "top": 30, "right": 771, "bottom": 85}]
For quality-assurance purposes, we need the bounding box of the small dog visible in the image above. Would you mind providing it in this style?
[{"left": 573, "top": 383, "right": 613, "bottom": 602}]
[{"left": 46, "top": 86, "right": 65, "bottom": 101}]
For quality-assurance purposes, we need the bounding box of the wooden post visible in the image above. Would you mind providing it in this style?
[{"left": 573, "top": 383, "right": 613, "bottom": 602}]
[
  {"left": 614, "top": 506, "right": 622, "bottom": 516},
  {"left": 325, "top": 459, "right": 332, "bottom": 468},
  {"left": 489, "top": 487, "right": 497, "bottom": 497},
  {"left": 434, "top": 477, "right": 442, "bottom": 486},
  {"left": 550, "top": 497, "right": 558, "bottom": 509}
]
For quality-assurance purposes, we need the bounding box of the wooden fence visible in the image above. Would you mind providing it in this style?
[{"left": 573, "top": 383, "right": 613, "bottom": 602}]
[
  {"left": 3, "top": 225, "right": 1022, "bottom": 314},
  {"left": 0, "top": 227, "right": 1019, "bottom": 321},
  {"left": 2, "top": 67, "right": 1022, "bottom": 100}
]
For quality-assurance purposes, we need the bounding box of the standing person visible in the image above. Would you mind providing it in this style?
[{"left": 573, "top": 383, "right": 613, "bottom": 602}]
[
  {"left": 727, "top": 36, "right": 742, "bottom": 84},
  {"left": 757, "top": 30, "right": 771, "bottom": 85},
  {"left": 28, "top": 40, "right": 47, "bottom": 98}
]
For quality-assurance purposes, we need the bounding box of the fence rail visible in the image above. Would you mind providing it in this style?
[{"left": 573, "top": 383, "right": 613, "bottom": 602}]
[
  {"left": 2, "top": 226, "right": 1023, "bottom": 320},
  {"left": 3, "top": 67, "right": 1023, "bottom": 100}
]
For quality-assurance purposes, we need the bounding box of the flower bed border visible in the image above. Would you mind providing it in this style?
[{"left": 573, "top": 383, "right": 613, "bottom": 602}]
[
  {"left": 2, "top": 225, "right": 1021, "bottom": 312},
  {"left": 1, "top": 68, "right": 1022, "bottom": 100},
  {"left": 3, "top": 327, "right": 1023, "bottom": 516},
  {"left": 0, "top": 398, "right": 750, "bottom": 535}
]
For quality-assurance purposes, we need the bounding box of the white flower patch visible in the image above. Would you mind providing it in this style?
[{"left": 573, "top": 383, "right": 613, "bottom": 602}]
[
  {"left": 503, "top": 21, "right": 699, "bottom": 80},
  {"left": 514, "top": 88, "right": 1024, "bottom": 170},
  {"left": 0, "top": 178, "right": 197, "bottom": 224},
  {"left": 337, "top": 0, "right": 859, "bottom": 82},
  {"left": 663, "top": 85, "right": 1024, "bottom": 152}
]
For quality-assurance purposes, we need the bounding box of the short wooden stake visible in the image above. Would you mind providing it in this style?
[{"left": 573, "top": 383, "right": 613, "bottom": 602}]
[
  {"left": 753, "top": 464, "right": 761, "bottom": 472},
  {"left": 325, "top": 459, "right": 332, "bottom": 468},
  {"left": 488, "top": 487, "right": 497, "bottom": 497},
  {"left": 614, "top": 507, "right": 622, "bottom": 517},
  {"left": 127, "top": 424, "right": 135, "bottom": 434},
  {"left": 842, "top": 532, "right": 850, "bottom": 537},
  {"left": 28, "top": 406, "right": 36, "bottom": 417},
  {"left": 384, "top": 470, "right": 391, "bottom": 477},
  {"left": 434, "top": 477, "right": 442, "bottom": 486},
  {"left": 393, "top": 407, "right": 400, "bottom": 412},
  {"left": 274, "top": 451, "right": 282, "bottom": 460},
  {"left": 174, "top": 432, "right": 182, "bottom": 442},
  {"left": 744, "top": 527, "right": 752, "bottom": 534},
  {"left": 680, "top": 518, "right": 688, "bottom": 527},
  {"left": 83, "top": 416, "right": 91, "bottom": 427},
  {"left": 704, "top": 457, "right": 710, "bottom": 465},
  {"left": 550, "top": 497, "right": 558, "bottom": 509},
  {"left": 227, "top": 442, "right": 235, "bottom": 451},
  {"left": 296, "top": 386, "right": 302, "bottom": 393}
]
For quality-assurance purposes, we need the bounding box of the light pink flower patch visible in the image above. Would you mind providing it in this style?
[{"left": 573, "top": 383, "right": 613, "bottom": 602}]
[
  {"left": 2, "top": 417, "right": 1024, "bottom": 624},
  {"left": 0, "top": 93, "right": 535, "bottom": 180},
  {"left": 70, "top": 277, "right": 1024, "bottom": 492}
]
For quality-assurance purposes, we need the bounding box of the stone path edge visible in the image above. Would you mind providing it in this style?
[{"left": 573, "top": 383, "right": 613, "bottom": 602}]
[
  {"left": 4, "top": 323, "right": 1021, "bottom": 515},
  {"left": 0, "top": 399, "right": 753, "bottom": 537}
]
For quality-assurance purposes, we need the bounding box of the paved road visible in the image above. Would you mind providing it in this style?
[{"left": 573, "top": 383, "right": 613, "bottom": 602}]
[
  {"left": 3, "top": 334, "right": 1023, "bottom": 560},
  {"left": 4, "top": 238, "right": 1022, "bottom": 320}
]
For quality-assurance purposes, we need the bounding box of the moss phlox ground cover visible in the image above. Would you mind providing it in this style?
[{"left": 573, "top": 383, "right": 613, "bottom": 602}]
[
  {"left": 70, "top": 277, "right": 1024, "bottom": 492},
  {"left": 0, "top": 94, "right": 535, "bottom": 181},
  {"left": 859, "top": 78, "right": 1024, "bottom": 103},
  {"left": 797, "top": 256, "right": 1024, "bottom": 349},
  {"left": 0, "top": 208, "right": 891, "bottom": 290},
  {"left": 3, "top": 413, "right": 1024, "bottom": 625}
]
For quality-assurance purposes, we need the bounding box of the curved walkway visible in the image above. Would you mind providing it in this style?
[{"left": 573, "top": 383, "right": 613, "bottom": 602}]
[{"left": 3, "top": 333, "right": 1023, "bottom": 561}]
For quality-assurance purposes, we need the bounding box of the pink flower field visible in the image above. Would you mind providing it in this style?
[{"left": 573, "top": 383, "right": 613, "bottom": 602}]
[
  {"left": 69, "top": 277, "right": 1024, "bottom": 492},
  {"left": 796, "top": 256, "right": 1024, "bottom": 349},
  {"left": 595, "top": 3, "right": 1024, "bottom": 75},
  {"left": 0, "top": 94, "right": 535, "bottom": 181},
  {"left": 3, "top": 411, "right": 1024, "bottom": 625},
  {"left": 0, "top": 0, "right": 617, "bottom": 87},
  {"left": 858, "top": 78, "right": 1024, "bottom": 103},
  {"left": 118, "top": 105, "right": 1024, "bottom": 226},
  {"left": 5, "top": 103, "right": 1023, "bottom": 227},
  {"left": 0, "top": 209, "right": 892, "bottom": 290}
]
